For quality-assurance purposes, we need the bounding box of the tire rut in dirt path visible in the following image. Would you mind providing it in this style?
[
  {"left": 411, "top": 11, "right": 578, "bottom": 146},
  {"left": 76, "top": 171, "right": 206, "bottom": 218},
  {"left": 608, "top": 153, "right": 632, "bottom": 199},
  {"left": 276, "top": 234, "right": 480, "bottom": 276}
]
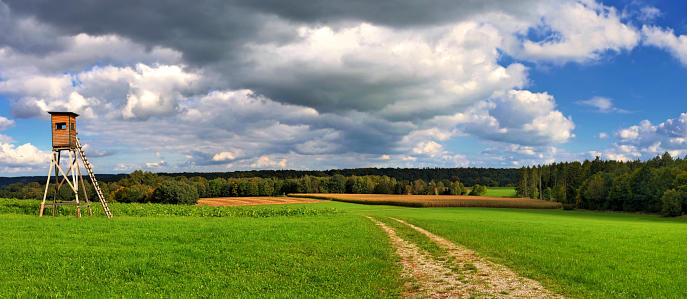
[
  {"left": 364, "top": 216, "right": 466, "bottom": 298},
  {"left": 389, "top": 217, "right": 563, "bottom": 298}
]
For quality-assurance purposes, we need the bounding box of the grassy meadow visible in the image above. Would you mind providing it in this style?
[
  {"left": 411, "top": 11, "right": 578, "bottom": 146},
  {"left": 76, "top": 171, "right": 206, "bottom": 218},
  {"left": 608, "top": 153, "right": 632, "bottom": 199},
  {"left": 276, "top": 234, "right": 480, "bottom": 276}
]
[
  {"left": 0, "top": 202, "right": 400, "bottom": 297},
  {"left": 352, "top": 204, "right": 687, "bottom": 298},
  {"left": 482, "top": 186, "right": 517, "bottom": 198},
  {"left": 1, "top": 197, "right": 686, "bottom": 297}
]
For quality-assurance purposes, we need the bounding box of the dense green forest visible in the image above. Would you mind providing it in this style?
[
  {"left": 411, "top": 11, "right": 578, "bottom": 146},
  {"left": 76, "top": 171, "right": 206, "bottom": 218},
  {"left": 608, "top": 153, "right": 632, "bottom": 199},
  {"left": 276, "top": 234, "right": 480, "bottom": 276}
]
[
  {"left": 0, "top": 171, "right": 490, "bottom": 205},
  {"left": 516, "top": 153, "right": 687, "bottom": 216},
  {"left": 160, "top": 167, "right": 517, "bottom": 186},
  {"left": 0, "top": 167, "right": 517, "bottom": 188}
]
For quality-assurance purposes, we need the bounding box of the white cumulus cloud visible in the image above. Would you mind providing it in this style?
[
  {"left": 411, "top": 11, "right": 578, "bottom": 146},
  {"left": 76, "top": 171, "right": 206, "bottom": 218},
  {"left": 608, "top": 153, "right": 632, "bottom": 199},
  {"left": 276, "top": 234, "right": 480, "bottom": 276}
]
[
  {"left": 452, "top": 90, "right": 575, "bottom": 145},
  {"left": 642, "top": 25, "right": 687, "bottom": 65},
  {"left": 0, "top": 116, "right": 14, "bottom": 131}
]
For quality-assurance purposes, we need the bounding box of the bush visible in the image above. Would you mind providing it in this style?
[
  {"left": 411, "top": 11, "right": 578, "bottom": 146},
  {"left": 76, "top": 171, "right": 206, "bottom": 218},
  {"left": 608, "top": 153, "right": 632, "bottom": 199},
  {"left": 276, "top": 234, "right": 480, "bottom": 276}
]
[
  {"left": 562, "top": 203, "right": 576, "bottom": 210},
  {"left": 469, "top": 184, "right": 487, "bottom": 196},
  {"left": 661, "top": 189, "right": 682, "bottom": 217},
  {"left": 114, "top": 184, "right": 152, "bottom": 203},
  {"left": 151, "top": 181, "right": 199, "bottom": 205},
  {"left": 543, "top": 187, "right": 552, "bottom": 201}
]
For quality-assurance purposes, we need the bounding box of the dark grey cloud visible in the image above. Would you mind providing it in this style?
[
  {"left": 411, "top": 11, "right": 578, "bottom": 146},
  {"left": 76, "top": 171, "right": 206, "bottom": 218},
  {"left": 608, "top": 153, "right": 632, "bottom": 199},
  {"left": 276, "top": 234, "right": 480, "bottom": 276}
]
[
  {"left": 0, "top": 0, "right": 533, "bottom": 122},
  {"left": 2, "top": 0, "right": 543, "bottom": 67},
  {"left": 232, "top": 0, "right": 538, "bottom": 27},
  {"left": 0, "top": 1, "right": 66, "bottom": 55},
  {"left": 3, "top": 0, "right": 295, "bottom": 66}
]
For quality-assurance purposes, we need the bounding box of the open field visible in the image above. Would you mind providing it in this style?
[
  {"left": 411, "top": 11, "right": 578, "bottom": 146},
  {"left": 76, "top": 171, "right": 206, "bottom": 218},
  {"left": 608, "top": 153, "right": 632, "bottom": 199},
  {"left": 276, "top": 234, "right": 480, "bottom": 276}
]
[
  {"left": 198, "top": 196, "right": 322, "bottom": 206},
  {"left": 0, "top": 203, "right": 400, "bottom": 297},
  {"left": 482, "top": 187, "right": 517, "bottom": 198},
  {"left": 289, "top": 193, "right": 561, "bottom": 209},
  {"left": 1, "top": 198, "right": 686, "bottom": 297},
  {"left": 358, "top": 205, "right": 687, "bottom": 298}
]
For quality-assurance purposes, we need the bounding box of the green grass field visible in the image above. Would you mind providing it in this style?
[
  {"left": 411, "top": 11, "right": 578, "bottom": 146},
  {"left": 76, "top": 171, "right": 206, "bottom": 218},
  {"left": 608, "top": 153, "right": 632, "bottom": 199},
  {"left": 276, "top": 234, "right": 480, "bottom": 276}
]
[
  {"left": 359, "top": 206, "right": 687, "bottom": 298},
  {"left": 1, "top": 198, "right": 686, "bottom": 297},
  {"left": 482, "top": 187, "right": 517, "bottom": 198},
  {"left": 0, "top": 212, "right": 401, "bottom": 297}
]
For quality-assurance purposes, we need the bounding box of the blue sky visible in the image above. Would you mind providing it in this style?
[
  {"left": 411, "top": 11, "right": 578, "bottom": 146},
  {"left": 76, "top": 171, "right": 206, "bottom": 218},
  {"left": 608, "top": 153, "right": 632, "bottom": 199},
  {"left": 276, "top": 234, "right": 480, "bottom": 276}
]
[{"left": 1, "top": 0, "right": 687, "bottom": 175}]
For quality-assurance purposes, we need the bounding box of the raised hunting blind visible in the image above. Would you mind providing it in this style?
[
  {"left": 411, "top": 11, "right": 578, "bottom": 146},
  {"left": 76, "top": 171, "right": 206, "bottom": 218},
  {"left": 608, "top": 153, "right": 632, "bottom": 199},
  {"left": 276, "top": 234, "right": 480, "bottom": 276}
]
[
  {"left": 50, "top": 111, "right": 78, "bottom": 149},
  {"left": 40, "top": 112, "right": 112, "bottom": 218}
]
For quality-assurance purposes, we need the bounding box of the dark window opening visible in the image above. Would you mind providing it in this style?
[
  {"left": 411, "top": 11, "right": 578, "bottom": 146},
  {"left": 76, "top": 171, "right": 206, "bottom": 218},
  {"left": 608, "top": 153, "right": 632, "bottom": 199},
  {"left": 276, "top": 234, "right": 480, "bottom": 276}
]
[
  {"left": 55, "top": 123, "right": 67, "bottom": 130},
  {"left": 70, "top": 123, "right": 75, "bottom": 130}
]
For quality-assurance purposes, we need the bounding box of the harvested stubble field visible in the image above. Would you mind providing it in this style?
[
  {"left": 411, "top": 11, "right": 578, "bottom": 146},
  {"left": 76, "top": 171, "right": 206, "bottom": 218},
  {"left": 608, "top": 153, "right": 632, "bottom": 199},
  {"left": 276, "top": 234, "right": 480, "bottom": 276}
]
[
  {"left": 198, "top": 196, "right": 322, "bottom": 206},
  {"left": 290, "top": 193, "right": 562, "bottom": 209}
]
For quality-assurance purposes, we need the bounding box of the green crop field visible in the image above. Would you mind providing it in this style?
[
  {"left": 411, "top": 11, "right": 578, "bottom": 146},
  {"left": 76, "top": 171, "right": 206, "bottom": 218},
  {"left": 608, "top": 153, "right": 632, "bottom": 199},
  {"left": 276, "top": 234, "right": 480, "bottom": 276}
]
[{"left": 1, "top": 198, "right": 686, "bottom": 298}]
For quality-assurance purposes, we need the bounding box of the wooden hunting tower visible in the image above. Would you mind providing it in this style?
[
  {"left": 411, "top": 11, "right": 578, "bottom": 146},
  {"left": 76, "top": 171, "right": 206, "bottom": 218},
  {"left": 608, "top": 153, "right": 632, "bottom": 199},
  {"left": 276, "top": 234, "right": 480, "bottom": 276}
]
[
  {"left": 41, "top": 112, "right": 112, "bottom": 218},
  {"left": 50, "top": 112, "right": 78, "bottom": 149}
]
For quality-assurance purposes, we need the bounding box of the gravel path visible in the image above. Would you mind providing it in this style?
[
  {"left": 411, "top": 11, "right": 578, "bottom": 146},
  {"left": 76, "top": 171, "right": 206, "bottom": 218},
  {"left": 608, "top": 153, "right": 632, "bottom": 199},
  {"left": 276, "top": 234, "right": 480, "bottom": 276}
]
[{"left": 366, "top": 216, "right": 562, "bottom": 298}]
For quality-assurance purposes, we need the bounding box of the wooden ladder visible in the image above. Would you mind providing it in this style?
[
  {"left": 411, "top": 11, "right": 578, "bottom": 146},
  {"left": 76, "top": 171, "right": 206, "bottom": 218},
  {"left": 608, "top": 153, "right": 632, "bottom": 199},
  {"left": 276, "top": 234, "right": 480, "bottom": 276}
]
[{"left": 75, "top": 138, "right": 113, "bottom": 218}]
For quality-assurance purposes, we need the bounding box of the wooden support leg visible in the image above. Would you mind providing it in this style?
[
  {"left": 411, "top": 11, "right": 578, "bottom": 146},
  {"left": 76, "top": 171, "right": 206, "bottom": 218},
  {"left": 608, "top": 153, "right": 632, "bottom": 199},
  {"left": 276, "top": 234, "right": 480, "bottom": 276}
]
[
  {"left": 78, "top": 164, "right": 93, "bottom": 216},
  {"left": 40, "top": 152, "right": 55, "bottom": 217},
  {"left": 53, "top": 150, "right": 61, "bottom": 216},
  {"left": 70, "top": 150, "right": 81, "bottom": 218}
]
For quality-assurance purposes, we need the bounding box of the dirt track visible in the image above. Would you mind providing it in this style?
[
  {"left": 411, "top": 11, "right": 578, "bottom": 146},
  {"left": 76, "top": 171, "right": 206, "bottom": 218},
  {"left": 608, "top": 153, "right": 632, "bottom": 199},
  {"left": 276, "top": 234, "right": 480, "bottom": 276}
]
[
  {"left": 366, "top": 216, "right": 562, "bottom": 298},
  {"left": 197, "top": 197, "right": 322, "bottom": 206}
]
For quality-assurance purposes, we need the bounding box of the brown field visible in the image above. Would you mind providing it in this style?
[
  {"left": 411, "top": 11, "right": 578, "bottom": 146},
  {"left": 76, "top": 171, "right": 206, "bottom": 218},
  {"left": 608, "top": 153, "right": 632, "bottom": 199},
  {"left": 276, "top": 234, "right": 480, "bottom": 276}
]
[
  {"left": 288, "top": 193, "right": 562, "bottom": 209},
  {"left": 198, "top": 197, "right": 323, "bottom": 207}
]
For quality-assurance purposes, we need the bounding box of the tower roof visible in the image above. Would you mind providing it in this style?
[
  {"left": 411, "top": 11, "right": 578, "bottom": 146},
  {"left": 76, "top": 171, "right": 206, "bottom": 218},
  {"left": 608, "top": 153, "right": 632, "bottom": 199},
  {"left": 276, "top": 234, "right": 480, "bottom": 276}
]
[{"left": 48, "top": 111, "right": 80, "bottom": 117}]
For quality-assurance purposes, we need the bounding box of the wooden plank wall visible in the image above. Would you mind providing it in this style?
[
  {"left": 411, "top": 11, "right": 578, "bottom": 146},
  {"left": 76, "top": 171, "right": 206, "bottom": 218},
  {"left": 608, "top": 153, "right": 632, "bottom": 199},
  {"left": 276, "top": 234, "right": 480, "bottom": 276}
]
[
  {"left": 69, "top": 115, "right": 77, "bottom": 146},
  {"left": 51, "top": 115, "right": 73, "bottom": 148}
]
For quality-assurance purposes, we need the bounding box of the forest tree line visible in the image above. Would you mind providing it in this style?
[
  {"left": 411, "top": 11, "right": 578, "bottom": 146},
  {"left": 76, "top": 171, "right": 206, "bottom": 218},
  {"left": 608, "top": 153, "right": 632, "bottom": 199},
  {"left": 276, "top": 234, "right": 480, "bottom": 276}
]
[
  {"left": 516, "top": 153, "right": 687, "bottom": 216},
  {"left": 0, "top": 167, "right": 517, "bottom": 189},
  {"left": 158, "top": 167, "right": 517, "bottom": 187},
  {"left": 0, "top": 171, "right": 491, "bottom": 204}
]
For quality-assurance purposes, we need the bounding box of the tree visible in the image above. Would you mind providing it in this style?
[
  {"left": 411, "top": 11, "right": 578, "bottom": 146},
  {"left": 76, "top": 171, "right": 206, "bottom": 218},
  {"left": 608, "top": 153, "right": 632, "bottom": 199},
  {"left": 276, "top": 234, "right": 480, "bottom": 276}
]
[
  {"left": 660, "top": 151, "right": 674, "bottom": 168},
  {"left": 516, "top": 167, "right": 529, "bottom": 197},
  {"left": 127, "top": 170, "right": 160, "bottom": 186},
  {"left": 580, "top": 173, "right": 607, "bottom": 209},
  {"left": 469, "top": 184, "right": 487, "bottom": 196},
  {"left": 244, "top": 180, "right": 258, "bottom": 196},
  {"left": 436, "top": 181, "right": 446, "bottom": 195},
  {"left": 297, "top": 175, "right": 315, "bottom": 193},
  {"left": 628, "top": 167, "right": 654, "bottom": 212},
  {"left": 208, "top": 178, "right": 225, "bottom": 197},
  {"left": 113, "top": 184, "right": 152, "bottom": 203},
  {"left": 661, "top": 189, "right": 682, "bottom": 217},
  {"left": 566, "top": 162, "right": 584, "bottom": 204},
  {"left": 607, "top": 174, "right": 632, "bottom": 211},
  {"left": 649, "top": 168, "right": 676, "bottom": 212},
  {"left": 327, "top": 174, "right": 346, "bottom": 193},
  {"left": 151, "top": 181, "right": 199, "bottom": 205},
  {"left": 551, "top": 185, "right": 566, "bottom": 203},
  {"left": 542, "top": 187, "right": 552, "bottom": 201},
  {"left": 352, "top": 176, "right": 372, "bottom": 194},
  {"left": 528, "top": 167, "right": 539, "bottom": 199},
  {"left": 448, "top": 181, "right": 465, "bottom": 195},
  {"left": 411, "top": 179, "right": 427, "bottom": 195},
  {"left": 374, "top": 176, "right": 394, "bottom": 194},
  {"left": 259, "top": 179, "right": 275, "bottom": 196}
]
